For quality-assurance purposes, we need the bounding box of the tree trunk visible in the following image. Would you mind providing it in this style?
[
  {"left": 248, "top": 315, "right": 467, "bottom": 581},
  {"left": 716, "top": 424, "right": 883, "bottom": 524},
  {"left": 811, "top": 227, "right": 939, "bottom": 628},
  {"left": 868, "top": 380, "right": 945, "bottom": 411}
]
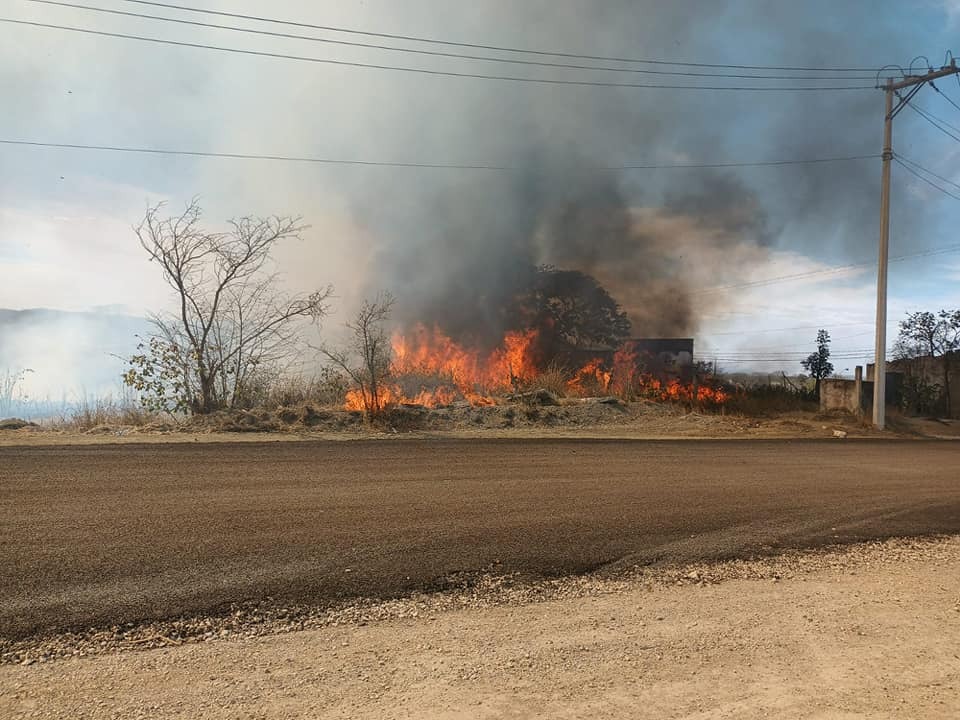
[{"left": 198, "top": 371, "right": 217, "bottom": 415}]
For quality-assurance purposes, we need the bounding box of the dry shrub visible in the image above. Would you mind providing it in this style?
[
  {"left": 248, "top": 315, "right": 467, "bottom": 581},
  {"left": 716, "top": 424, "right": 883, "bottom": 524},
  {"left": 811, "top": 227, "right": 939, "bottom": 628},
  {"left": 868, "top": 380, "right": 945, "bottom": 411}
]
[
  {"left": 723, "top": 384, "right": 817, "bottom": 416},
  {"left": 518, "top": 362, "right": 570, "bottom": 398},
  {"left": 265, "top": 367, "right": 350, "bottom": 409}
]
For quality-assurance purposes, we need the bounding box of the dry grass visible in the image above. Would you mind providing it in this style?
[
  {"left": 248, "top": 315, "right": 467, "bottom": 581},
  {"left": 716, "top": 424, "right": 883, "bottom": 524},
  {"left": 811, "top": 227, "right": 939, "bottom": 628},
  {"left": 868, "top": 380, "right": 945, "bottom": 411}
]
[
  {"left": 723, "top": 384, "right": 818, "bottom": 416},
  {"left": 264, "top": 369, "right": 349, "bottom": 409},
  {"left": 518, "top": 363, "right": 571, "bottom": 398},
  {"left": 47, "top": 397, "right": 166, "bottom": 432}
]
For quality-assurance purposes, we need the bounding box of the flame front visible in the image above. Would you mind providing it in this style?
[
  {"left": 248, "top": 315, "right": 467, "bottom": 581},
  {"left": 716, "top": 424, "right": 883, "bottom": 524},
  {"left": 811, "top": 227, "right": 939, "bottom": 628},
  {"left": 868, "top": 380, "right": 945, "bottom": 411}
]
[
  {"left": 392, "top": 324, "right": 539, "bottom": 392},
  {"left": 342, "top": 325, "right": 727, "bottom": 411}
]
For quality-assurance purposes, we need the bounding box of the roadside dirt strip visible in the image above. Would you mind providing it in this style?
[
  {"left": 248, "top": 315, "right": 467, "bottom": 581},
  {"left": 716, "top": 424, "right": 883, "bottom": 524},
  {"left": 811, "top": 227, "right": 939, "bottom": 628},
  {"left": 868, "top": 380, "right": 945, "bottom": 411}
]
[
  {"left": 2, "top": 536, "right": 958, "bottom": 719},
  {"left": 3, "top": 439, "right": 960, "bottom": 642}
]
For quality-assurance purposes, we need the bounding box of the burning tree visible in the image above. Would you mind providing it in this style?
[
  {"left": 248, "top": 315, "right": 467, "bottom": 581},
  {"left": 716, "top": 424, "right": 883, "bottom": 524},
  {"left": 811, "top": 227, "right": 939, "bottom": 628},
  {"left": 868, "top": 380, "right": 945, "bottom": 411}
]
[
  {"left": 125, "top": 200, "right": 332, "bottom": 414},
  {"left": 320, "top": 293, "right": 396, "bottom": 420}
]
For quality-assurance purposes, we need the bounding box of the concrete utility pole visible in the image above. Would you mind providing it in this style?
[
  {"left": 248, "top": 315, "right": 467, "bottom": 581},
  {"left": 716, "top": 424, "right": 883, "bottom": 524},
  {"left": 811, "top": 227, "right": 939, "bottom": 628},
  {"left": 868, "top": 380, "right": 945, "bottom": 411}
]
[{"left": 873, "top": 60, "right": 959, "bottom": 430}]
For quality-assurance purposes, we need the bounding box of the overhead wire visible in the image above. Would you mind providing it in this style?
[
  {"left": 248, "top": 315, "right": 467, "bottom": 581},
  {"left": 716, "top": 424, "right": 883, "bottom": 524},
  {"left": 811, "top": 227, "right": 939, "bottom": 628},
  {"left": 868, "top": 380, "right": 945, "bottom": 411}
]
[
  {"left": 894, "top": 157, "right": 960, "bottom": 201},
  {"left": 708, "top": 359, "right": 876, "bottom": 363},
  {"left": 703, "top": 351, "right": 877, "bottom": 360},
  {"left": 904, "top": 101, "right": 960, "bottom": 143},
  {"left": 20, "top": 1, "right": 895, "bottom": 81},
  {"left": 704, "top": 321, "right": 887, "bottom": 337},
  {"left": 930, "top": 82, "right": 960, "bottom": 113},
  {"left": 3, "top": 137, "right": 953, "bottom": 293},
  {"left": 706, "top": 351, "right": 873, "bottom": 360},
  {"left": 907, "top": 103, "right": 960, "bottom": 135},
  {"left": 0, "top": 138, "right": 879, "bottom": 171},
  {"left": 0, "top": 18, "right": 878, "bottom": 91},
  {"left": 694, "top": 242, "right": 960, "bottom": 295},
  {"left": 104, "top": 0, "right": 899, "bottom": 74},
  {"left": 895, "top": 153, "right": 960, "bottom": 193}
]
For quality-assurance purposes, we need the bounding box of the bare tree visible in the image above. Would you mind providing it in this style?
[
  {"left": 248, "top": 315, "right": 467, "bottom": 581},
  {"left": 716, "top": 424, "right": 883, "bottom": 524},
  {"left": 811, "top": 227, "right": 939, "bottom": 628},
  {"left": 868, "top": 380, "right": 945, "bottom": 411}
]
[
  {"left": 320, "top": 293, "right": 395, "bottom": 420},
  {"left": 126, "top": 199, "right": 332, "bottom": 414}
]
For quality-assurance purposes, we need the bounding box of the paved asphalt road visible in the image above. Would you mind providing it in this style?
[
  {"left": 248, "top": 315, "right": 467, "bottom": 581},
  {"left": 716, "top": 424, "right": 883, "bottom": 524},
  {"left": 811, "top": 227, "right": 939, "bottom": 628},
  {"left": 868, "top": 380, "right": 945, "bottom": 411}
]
[{"left": 2, "top": 439, "right": 958, "bottom": 639}]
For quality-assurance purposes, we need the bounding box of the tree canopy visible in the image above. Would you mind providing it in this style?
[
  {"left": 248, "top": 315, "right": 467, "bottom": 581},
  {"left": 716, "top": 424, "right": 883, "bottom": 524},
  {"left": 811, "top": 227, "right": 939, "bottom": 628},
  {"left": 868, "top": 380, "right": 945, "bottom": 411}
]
[
  {"left": 525, "top": 267, "right": 631, "bottom": 350},
  {"left": 124, "top": 200, "right": 331, "bottom": 414},
  {"left": 801, "top": 329, "right": 833, "bottom": 397}
]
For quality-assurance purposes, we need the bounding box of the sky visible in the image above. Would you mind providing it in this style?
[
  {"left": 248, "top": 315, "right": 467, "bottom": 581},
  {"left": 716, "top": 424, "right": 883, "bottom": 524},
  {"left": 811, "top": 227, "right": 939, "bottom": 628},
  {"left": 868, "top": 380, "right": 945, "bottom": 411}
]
[{"left": 1, "top": 0, "right": 960, "bottom": 396}]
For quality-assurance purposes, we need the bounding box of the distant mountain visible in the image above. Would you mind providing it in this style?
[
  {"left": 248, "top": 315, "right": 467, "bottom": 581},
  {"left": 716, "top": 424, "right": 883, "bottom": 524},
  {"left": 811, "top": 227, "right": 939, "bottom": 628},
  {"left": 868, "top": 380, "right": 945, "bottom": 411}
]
[{"left": 0, "top": 308, "right": 150, "bottom": 400}]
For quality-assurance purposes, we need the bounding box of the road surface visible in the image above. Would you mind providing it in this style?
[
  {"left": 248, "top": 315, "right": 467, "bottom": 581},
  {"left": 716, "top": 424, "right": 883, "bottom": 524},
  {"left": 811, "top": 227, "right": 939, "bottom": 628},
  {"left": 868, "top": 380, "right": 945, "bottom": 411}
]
[{"left": 2, "top": 438, "right": 958, "bottom": 639}]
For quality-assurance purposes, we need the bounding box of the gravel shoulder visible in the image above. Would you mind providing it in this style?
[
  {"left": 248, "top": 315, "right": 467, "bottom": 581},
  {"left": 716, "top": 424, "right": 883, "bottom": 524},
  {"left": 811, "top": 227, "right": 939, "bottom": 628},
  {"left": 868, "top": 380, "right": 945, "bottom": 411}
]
[
  {"left": 5, "top": 439, "right": 960, "bottom": 641},
  {"left": 3, "top": 536, "right": 958, "bottom": 719}
]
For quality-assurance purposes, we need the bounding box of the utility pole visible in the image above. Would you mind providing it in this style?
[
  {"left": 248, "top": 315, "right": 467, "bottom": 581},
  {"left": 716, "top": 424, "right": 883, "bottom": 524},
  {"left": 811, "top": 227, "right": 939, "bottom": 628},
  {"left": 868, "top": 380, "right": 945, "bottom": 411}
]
[{"left": 873, "top": 60, "right": 958, "bottom": 430}]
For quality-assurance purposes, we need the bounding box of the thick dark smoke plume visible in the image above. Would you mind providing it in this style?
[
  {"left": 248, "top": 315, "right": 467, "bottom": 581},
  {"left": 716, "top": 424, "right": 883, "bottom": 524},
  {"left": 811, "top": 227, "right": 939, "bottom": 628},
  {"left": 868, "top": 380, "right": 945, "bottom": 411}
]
[{"left": 345, "top": 0, "right": 923, "bottom": 348}]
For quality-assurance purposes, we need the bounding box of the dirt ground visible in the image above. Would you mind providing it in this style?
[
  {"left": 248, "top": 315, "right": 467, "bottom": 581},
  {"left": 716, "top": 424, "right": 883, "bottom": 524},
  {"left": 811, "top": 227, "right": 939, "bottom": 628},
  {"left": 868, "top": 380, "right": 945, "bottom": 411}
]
[
  {"left": 4, "top": 439, "right": 960, "bottom": 642},
  {"left": 2, "top": 536, "right": 958, "bottom": 719}
]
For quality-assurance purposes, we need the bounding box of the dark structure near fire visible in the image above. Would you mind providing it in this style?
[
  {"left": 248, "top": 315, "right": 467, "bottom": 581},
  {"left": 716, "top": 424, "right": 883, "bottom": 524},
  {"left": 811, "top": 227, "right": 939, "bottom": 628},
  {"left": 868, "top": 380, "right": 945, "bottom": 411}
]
[{"left": 556, "top": 338, "right": 695, "bottom": 382}]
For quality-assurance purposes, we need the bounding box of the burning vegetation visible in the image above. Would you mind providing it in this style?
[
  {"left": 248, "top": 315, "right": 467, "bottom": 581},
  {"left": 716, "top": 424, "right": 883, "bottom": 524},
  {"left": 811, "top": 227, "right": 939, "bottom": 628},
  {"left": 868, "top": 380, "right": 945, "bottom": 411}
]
[
  {"left": 122, "top": 201, "right": 732, "bottom": 424},
  {"left": 327, "top": 259, "right": 729, "bottom": 417},
  {"left": 341, "top": 312, "right": 728, "bottom": 414}
]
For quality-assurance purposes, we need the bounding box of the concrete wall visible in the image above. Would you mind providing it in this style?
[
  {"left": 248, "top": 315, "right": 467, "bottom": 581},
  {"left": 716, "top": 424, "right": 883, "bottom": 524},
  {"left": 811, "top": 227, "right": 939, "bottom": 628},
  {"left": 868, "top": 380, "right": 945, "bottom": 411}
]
[
  {"left": 821, "top": 379, "right": 862, "bottom": 415},
  {"left": 822, "top": 366, "right": 903, "bottom": 417}
]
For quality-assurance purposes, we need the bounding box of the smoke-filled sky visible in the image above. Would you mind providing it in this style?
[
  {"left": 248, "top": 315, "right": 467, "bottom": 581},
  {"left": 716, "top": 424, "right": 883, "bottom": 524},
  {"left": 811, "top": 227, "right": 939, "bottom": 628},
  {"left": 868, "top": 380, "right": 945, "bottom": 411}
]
[{"left": 2, "top": 0, "right": 960, "bottom": 395}]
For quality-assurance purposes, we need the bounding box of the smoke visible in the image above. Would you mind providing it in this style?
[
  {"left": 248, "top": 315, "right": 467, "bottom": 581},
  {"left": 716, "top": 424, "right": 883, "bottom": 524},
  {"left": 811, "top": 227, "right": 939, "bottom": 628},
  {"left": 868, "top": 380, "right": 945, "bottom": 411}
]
[
  {"left": 316, "top": 0, "right": 925, "bottom": 346},
  {"left": 2, "top": 0, "right": 949, "bottom": 376},
  {"left": 0, "top": 309, "right": 148, "bottom": 404}
]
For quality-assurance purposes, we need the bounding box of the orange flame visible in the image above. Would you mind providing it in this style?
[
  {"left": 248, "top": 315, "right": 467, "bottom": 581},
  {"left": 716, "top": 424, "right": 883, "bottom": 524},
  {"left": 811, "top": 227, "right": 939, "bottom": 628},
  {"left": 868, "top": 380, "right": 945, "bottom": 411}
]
[
  {"left": 566, "top": 358, "right": 612, "bottom": 395},
  {"left": 342, "top": 325, "right": 728, "bottom": 411}
]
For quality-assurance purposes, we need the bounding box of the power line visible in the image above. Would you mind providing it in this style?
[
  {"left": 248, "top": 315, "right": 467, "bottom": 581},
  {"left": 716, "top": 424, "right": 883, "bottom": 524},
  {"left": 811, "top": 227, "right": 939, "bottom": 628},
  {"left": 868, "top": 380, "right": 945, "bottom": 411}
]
[
  {"left": 702, "top": 356, "right": 877, "bottom": 364},
  {"left": 905, "top": 101, "right": 960, "bottom": 143},
  {"left": 22, "top": 1, "right": 889, "bottom": 82},
  {"left": 694, "top": 242, "right": 960, "bottom": 295},
  {"left": 703, "top": 348, "right": 880, "bottom": 357},
  {"left": 618, "top": 155, "right": 878, "bottom": 170},
  {"left": 704, "top": 321, "right": 886, "bottom": 336},
  {"left": 703, "top": 343, "right": 879, "bottom": 354},
  {"left": 109, "top": 0, "right": 896, "bottom": 74},
  {"left": 708, "top": 349, "right": 870, "bottom": 358},
  {"left": 909, "top": 103, "right": 960, "bottom": 135},
  {"left": 930, "top": 82, "right": 960, "bottom": 114},
  {"left": 895, "top": 153, "right": 960, "bottom": 193},
  {"left": 706, "top": 356, "right": 877, "bottom": 362},
  {"left": 693, "top": 262, "right": 869, "bottom": 295},
  {"left": 0, "top": 18, "right": 878, "bottom": 91},
  {"left": 705, "top": 348, "right": 879, "bottom": 356},
  {"left": 894, "top": 157, "right": 960, "bottom": 201},
  {"left": 0, "top": 138, "right": 879, "bottom": 171}
]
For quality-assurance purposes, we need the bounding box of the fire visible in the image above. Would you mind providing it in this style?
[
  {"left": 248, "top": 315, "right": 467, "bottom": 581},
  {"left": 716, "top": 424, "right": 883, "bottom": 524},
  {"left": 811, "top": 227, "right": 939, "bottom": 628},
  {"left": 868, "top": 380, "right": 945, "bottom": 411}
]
[
  {"left": 344, "top": 384, "right": 404, "bottom": 412},
  {"left": 566, "top": 358, "right": 611, "bottom": 395},
  {"left": 341, "top": 325, "right": 728, "bottom": 411},
  {"left": 392, "top": 324, "right": 539, "bottom": 391}
]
